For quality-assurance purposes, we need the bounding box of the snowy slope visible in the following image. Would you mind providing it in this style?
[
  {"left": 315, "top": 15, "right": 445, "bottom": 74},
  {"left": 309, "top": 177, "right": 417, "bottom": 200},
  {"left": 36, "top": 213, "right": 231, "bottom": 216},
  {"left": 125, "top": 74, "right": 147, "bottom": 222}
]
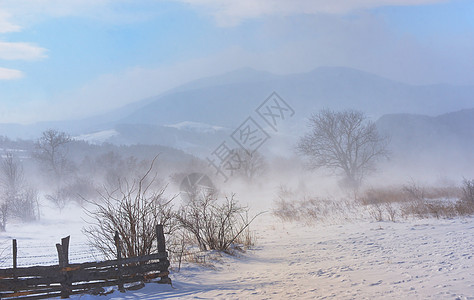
[
  {"left": 65, "top": 214, "right": 474, "bottom": 300},
  {"left": 2, "top": 206, "right": 472, "bottom": 299}
]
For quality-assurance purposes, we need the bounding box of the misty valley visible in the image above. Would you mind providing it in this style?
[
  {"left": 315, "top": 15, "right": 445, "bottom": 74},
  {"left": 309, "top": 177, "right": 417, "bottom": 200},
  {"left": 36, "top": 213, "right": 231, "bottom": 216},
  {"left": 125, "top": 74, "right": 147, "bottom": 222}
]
[
  {"left": 1, "top": 1, "right": 473, "bottom": 298},
  {"left": 1, "top": 70, "right": 473, "bottom": 298}
]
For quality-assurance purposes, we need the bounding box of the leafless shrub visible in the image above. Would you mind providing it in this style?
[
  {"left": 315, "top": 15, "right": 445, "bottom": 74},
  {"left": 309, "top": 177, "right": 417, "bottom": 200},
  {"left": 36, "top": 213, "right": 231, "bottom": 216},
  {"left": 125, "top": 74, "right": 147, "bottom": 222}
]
[
  {"left": 9, "top": 188, "right": 39, "bottom": 222},
  {"left": 461, "top": 179, "right": 474, "bottom": 203},
  {"left": 357, "top": 181, "right": 472, "bottom": 220},
  {"left": 402, "top": 200, "right": 458, "bottom": 219},
  {"left": 360, "top": 187, "right": 406, "bottom": 205},
  {"left": 233, "top": 211, "right": 258, "bottom": 249},
  {"left": 424, "top": 185, "right": 462, "bottom": 200},
  {"left": 455, "top": 179, "right": 474, "bottom": 215},
  {"left": 384, "top": 202, "right": 397, "bottom": 222},
  {"left": 402, "top": 181, "right": 425, "bottom": 201},
  {"left": 83, "top": 157, "right": 177, "bottom": 259},
  {"left": 176, "top": 192, "right": 259, "bottom": 252},
  {"left": 45, "top": 188, "right": 69, "bottom": 211},
  {"left": 0, "top": 152, "right": 39, "bottom": 230},
  {"left": 63, "top": 177, "right": 98, "bottom": 205},
  {"left": 272, "top": 186, "right": 301, "bottom": 221},
  {"left": 273, "top": 188, "right": 359, "bottom": 223},
  {"left": 431, "top": 201, "right": 457, "bottom": 219},
  {"left": 401, "top": 201, "right": 428, "bottom": 219},
  {"left": 299, "top": 198, "right": 350, "bottom": 222},
  {"left": 455, "top": 200, "right": 474, "bottom": 215},
  {"left": 368, "top": 203, "right": 384, "bottom": 221}
]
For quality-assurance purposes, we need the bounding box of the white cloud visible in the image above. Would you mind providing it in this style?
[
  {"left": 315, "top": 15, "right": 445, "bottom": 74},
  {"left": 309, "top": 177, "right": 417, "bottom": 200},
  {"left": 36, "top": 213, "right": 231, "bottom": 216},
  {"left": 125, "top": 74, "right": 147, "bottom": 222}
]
[
  {"left": 0, "top": 0, "right": 112, "bottom": 17},
  {"left": 0, "top": 0, "right": 156, "bottom": 27},
  {"left": 0, "top": 0, "right": 451, "bottom": 28},
  {"left": 175, "top": 0, "right": 450, "bottom": 26},
  {"left": 0, "top": 11, "right": 20, "bottom": 33},
  {"left": 0, "top": 67, "right": 23, "bottom": 79},
  {"left": 48, "top": 48, "right": 250, "bottom": 121},
  {"left": 0, "top": 42, "right": 47, "bottom": 60}
]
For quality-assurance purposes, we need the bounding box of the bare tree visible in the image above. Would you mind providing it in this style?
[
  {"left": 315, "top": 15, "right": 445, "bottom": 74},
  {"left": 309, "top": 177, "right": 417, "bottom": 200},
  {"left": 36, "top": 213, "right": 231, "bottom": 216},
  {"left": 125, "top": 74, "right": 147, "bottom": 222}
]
[
  {"left": 233, "top": 149, "right": 267, "bottom": 182},
  {"left": 297, "top": 109, "right": 389, "bottom": 190},
  {"left": 35, "top": 129, "right": 74, "bottom": 180},
  {"left": 35, "top": 129, "right": 75, "bottom": 209},
  {"left": 35, "top": 129, "right": 74, "bottom": 181}
]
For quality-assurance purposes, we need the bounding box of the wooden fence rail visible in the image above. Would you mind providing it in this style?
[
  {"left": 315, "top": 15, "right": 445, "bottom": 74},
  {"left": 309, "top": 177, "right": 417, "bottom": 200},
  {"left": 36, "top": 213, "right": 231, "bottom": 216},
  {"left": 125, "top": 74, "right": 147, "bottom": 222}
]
[{"left": 0, "top": 225, "right": 170, "bottom": 299}]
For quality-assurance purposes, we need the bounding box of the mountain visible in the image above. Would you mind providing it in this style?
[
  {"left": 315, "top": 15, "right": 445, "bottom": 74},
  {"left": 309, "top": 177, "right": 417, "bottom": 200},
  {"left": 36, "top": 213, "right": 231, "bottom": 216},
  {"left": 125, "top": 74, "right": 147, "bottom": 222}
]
[
  {"left": 116, "top": 66, "right": 474, "bottom": 128},
  {"left": 376, "top": 109, "right": 474, "bottom": 177},
  {"left": 1, "top": 67, "right": 473, "bottom": 156}
]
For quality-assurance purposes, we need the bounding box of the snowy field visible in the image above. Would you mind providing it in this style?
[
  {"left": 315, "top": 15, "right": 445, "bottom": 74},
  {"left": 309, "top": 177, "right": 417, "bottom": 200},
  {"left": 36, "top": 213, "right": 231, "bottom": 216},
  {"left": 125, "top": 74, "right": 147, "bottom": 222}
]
[{"left": 1, "top": 204, "right": 473, "bottom": 300}]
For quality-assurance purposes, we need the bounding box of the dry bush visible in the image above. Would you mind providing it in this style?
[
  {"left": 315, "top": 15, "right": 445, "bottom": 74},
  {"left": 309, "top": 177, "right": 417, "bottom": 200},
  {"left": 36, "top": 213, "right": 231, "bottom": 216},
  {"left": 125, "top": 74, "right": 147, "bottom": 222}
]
[
  {"left": 8, "top": 188, "right": 39, "bottom": 222},
  {"left": 401, "top": 200, "right": 457, "bottom": 219},
  {"left": 402, "top": 181, "right": 425, "bottom": 201},
  {"left": 384, "top": 202, "right": 397, "bottom": 222},
  {"left": 455, "top": 201, "right": 474, "bottom": 215},
  {"left": 424, "top": 185, "right": 462, "bottom": 200},
  {"left": 233, "top": 211, "right": 257, "bottom": 249},
  {"left": 176, "top": 192, "right": 259, "bottom": 252},
  {"left": 83, "top": 157, "right": 177, "bottom": 259},
  {"left": 272, "top": 186, "right": 301, "bottom": 222},
  {"left": 45, "top": 188, "right": 69, "bottom": 211},
  {"left": 273, "top": 187, "right": 359, "bottom": 223},
  {"left": 400, "top": 181, "right": 471, "bottom": 219},
  {"left": 368, "top": 203, "right": 384, "bottom": 221},
  {"left": 361, "top": 181, "right": 471, "bottom": 221},
  {"left": 456, "top": 179, "right": 474, "bottom": 215},
  {"left": 273, "top": 198, "right": 301, "bottom": 222},
  {"left": 1, "top": 152, "right": 40, "bottom": 230},
  {"left": 461, "top": 179, "right": 474, "bottom": 203},
  {"left": 299, "top": 198, "right": 356, "bottom": 222},
  {"left": 62, "top": 177, "right": 97, "bottom": 205},
  {"left": 360, "top": 187, "right": 407, "bottom": 205}
]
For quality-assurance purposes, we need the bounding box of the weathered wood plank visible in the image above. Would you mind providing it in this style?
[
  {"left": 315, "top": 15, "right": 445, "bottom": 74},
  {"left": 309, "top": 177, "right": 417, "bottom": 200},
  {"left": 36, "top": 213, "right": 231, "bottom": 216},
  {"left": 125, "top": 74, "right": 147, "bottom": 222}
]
[
  {"left": 0, "top": 261, "right": 169, "bottom": 291},
  {"left": 1, "top": 286, "right": 61, "bottom": 298},
  {"left": 0, "top": 290, "right": 61, "bottom": 300},
  {"left": 0, "top": 252, "right": 167, "bottom": 277},
  {"left": 0, "top": 265, "right": 61, "bottom": 278},
  {"left": 0, "top": 271, "right": 169, "bottom": 299}
]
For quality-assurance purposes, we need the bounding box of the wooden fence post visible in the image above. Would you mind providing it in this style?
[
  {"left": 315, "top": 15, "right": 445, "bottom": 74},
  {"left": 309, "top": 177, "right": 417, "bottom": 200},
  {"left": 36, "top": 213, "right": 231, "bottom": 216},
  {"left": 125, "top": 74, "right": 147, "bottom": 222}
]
[
  {"left": 12, "top": 239, "right": 17, "bottom": 269},
  {"left": 156, "top": 224, "right": 171, "bottom": 284},
  {"left": 13, "top": 239, "right": 18, "bottom": 293},
  {"left": 56, "top": 236, "right": 71, "bottom": 298},
  {"left": 114, "top": 231, "right": 125, "bottom": 293}
]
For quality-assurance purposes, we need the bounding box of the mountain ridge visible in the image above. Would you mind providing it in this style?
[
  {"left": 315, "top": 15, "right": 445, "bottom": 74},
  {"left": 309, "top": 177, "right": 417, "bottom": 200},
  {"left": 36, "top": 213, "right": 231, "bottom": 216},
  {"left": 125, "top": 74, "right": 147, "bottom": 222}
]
[{"left": 1, "top": 67, "right": 473, "bottom": 146}]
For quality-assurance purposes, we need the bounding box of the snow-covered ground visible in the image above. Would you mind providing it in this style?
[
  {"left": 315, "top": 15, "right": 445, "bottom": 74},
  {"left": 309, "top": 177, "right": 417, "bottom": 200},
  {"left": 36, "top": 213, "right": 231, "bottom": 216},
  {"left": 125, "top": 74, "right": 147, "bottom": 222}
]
[{"left": 1, "top": 204, "right": 473, "bottom": 299}]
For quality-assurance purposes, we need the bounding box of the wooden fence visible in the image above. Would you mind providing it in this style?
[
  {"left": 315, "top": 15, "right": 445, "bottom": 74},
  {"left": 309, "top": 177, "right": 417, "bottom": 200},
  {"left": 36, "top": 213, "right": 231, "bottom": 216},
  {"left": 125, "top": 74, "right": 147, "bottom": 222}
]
[{"left": 0, "top": 225, "right": 170, "bottom": 299}]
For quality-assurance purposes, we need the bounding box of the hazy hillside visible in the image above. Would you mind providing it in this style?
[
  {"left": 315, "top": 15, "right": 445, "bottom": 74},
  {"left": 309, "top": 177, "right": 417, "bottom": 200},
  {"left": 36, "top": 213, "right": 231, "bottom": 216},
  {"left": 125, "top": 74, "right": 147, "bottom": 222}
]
[
  {"left": 3, "top": 68, "right": 473, "bottom": 131},
  {"left": 376, "top": 108, "right": 474, "bottom": 177},
  {"left": 118, "top": 67, "right": 474, "bottom": 128},
  {"left": 1, "top": 67, "right": 473, "bottom": 156}
]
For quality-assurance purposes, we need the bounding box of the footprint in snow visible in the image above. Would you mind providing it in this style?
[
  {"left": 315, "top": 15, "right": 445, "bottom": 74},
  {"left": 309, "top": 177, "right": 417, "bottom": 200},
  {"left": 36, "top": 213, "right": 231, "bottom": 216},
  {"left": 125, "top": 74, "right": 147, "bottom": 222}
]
[{"left": 369, "top": 280, "right": 383, "bottom": 286}]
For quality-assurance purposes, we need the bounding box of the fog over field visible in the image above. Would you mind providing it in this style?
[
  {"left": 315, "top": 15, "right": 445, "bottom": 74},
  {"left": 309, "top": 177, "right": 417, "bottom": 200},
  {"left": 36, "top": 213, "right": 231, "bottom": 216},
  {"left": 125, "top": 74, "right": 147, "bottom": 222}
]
[{"left": 0, "top": 1, "right": 473, "bottom": 299}]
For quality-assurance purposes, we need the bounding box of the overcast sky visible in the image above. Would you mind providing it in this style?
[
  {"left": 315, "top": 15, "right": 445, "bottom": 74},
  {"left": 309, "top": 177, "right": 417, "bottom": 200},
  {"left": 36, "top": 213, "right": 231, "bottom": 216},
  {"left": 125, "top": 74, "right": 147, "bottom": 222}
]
[{"left": 0, "top": 0, "right": 473, "bottom": 124}]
